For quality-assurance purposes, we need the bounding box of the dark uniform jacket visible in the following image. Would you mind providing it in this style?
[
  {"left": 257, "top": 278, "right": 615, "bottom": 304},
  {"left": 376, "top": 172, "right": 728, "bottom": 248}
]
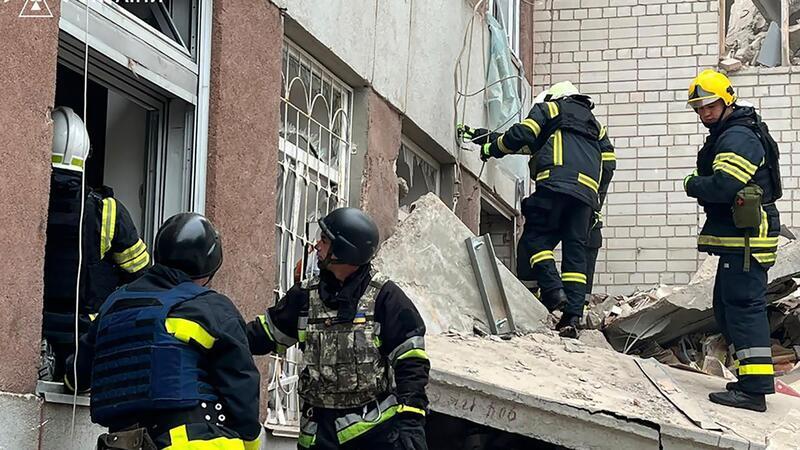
[
  {"left": 685, "top": 106, "right": 781, "bottom": 267},
  {"left": 66, "top": 265, "right": 261, "bottom": 448},
  {"left": 484, "top": 96, "right": 614, "bottom": 210},
  {"left": 247, "top": 264, "right": 430, "bottom": 412}
]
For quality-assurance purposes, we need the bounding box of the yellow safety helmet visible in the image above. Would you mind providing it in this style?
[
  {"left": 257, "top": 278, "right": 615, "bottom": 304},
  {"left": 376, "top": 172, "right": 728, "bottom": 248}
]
[{"left": 686, "top": 69, "right": 736, "bottom": 109}]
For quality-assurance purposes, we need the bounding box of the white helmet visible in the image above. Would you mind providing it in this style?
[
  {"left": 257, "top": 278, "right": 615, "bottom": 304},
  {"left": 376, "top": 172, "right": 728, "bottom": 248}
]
[
  {"left": 51, "top": 106, "right": 90, "bottom": 172},
  {"left": 546, "top": 81, "right": 581, "bottom": 100}
]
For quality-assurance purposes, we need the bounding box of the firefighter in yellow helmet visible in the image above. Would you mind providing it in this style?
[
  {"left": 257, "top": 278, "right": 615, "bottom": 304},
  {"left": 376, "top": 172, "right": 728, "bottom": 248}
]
[
  {"left": 41, "top": 106, "right": 151, "bottom": 383},
  {"left": 684, "top": 70, "right": 783, "bottom": 412}
]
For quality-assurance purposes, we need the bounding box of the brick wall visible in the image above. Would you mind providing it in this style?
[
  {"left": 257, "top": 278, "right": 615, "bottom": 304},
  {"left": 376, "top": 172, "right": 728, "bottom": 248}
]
[{"left": 533, "top": 0, "right": 800, "bottom": 295}]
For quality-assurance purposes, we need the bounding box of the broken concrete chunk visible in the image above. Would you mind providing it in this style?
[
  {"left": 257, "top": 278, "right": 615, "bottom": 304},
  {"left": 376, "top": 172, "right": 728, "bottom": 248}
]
[
  {"left": 373, "top": 193, "right": 549, "bottom": 335},
  {"left": 720, "top": 58, "right": 744, "bottom": 72}
]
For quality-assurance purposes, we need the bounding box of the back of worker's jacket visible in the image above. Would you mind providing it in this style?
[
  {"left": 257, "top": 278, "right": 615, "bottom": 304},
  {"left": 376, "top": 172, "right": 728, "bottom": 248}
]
[
  {"left": 67, "top": 265, "right": 261, "bottom": 450},
  {"left": 485, "top": 96, "right": 611, "bottom": 210},
  {"left": 42, "top": 169, "right": 149, "bottom": 378},
  {"left": 685, "top": 106, "right": 781, "bottom": 268}
]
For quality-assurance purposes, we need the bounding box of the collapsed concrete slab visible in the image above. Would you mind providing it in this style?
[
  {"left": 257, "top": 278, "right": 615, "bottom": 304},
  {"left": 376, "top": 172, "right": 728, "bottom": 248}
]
[
  {"left": 605, "top": 240, "right": 800, "bottom": 352},
  {"left": 373, "top": 193, "right": 549, "bottom": 334},
  {"left": 427, "top": 332, "right": 800, "bottom": 450}
]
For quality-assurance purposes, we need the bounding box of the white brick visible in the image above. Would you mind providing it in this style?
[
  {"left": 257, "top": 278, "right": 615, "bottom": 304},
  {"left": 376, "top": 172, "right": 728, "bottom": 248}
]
[
  {"left": 608, "top": 261, "right": 636, "bottom": 272},
  {"left": 609, "top": 70, "right": 637, "bottom": 82},
  {"left": 667, "top": 14, "right": 696, "bottom": 25},
  {"left": 667, "top": 260, "right": 698, "bottom": 272},
  {"left": 639, "top": 68, "right": 667, "bottom": 80},
  {"left": 661, "top": 3, "right": 676, "bottom": 15},
  {"left": 610, "top": 27, "right": 637, "bottom": 39},
  {"left": 588, "top": 8, "right": 603, "bottom": 18},
  {"left": 668, "top": 34, "right": 697, "bottom": 46},
  {"left": 697, "top": 12, "right": 717, "bottom": 23},
  {"left": 631, "top": 5, "right": 646, "bottom": 16},
  {"left": 638, "top": 79, "right": 667, "bottom": 91},
  {"left": 638, "top": 214, "right": 667, "bottom": 226},
  {"left": 646, "top": 5, "right": 659, "bottom": 15},
  {"left": 639, "top": 113, "right": 666, "bottom": 125},
  {"left": 603, "top": 7, "right": 617, "bottom": 18},
  {"left": 637, "top": 192, "right": 666, "bottom": 204},
  {"left": 617, "top": 6, "right": 632, "bottom": 16},
  {"left": 553, "top": 0, "right": 581, "bottom": 9},
  {"left": 638, "top": 261, "right": 667, "bottom": 272},
  {"left": 669, "top": 23, "right": 697, "bottom": 35},
  {"left": 638, "top": 15, "right": 666, "bottom": 26},
  {"left": 638, "top": 25, "right": 666, "bottom": 37},
  {"left": 581, "top": 18, "right": 609, "bottom": 30},
  {"left": 676, "top": 3, "right": 692, "bottom": 13},
  {"left": 639, "top": 36, "right": 667, "bottom": 47},
  {"left": 610, "top": 17, "right": 637, "bottom": 28}
]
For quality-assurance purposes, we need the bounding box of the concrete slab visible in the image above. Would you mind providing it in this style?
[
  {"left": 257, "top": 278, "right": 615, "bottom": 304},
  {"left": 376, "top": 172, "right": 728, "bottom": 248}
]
[
  {"left": 427, "top": 332, "right": 800, "bottom": 449},
  {"left": 373, "top": 193, "right": 549, "bottom": 334},
  {"left": 0, "top": 392, "right": 41, "bottom": 450}
]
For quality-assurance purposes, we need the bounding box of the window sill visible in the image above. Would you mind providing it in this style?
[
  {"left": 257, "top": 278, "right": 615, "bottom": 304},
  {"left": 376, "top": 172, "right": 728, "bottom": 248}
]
[
  {"left": 264, "top": 422, "right": 300, "bottom": 438},
  {"left": 36, "top": 380, "right": 90, "bottom": 407}
]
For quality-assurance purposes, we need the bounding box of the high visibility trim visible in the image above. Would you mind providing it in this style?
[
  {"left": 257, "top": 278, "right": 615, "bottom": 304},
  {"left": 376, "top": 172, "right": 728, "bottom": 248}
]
[
  {"left": 389, "top": 335, "right": 426, "bottom": 364},
  {"left": 51, "top": 154, "right": 85, "bottom": 169},
  {"left": 530, "top": 250, "right": 555, "bottom": 266},
  {"left": 397, "top": 404, "right": 427, "bottom": 416},
  {"left": 602, "top": 152, "right": 616, "bottom": 161},
  {"left": 165, "top": 318, "right": 217, "bottom": 350},
  {"left": 163, "top": 424, "right": 249, "bottom": 449},
  {"left": 553, "top": 130, "right": 563, "bottom": 166},
  {"left": 497, "top": 134, "right": 511, "bottom": 154},
  {"left": 713, "top": 161, "right": 751, "bottom": 184},
  {"left": 100, "top": 198, "right": 117, "bottom": 259},
  {"left": 298, "top": 433, "right": 316, "bottom": 448},
  {"left": 522, "top": 118, "right": 542, "bottom": 137},
  {"left": 738, "top": 364, "right": 774, "bottom": 376},
  {"left": 577, "top": 173, "right": 599, "bottom": 192},
  {"left": 536, "top": 170, "right": 550, "bottom": 181},
  {"left": 261, "top": 312, "right": 297, "bottom": 347},
  {"left": 546, "top": 101, "right": 560, "bottom": 119},
  {"left": 336, "top": 396, "right": 400, "bottom": 444},
  {"left": 714, "top": 152, "right": 758, "bottom": 176},
  {"left": 599, "top": 126, "right": 607, "bottom": 140},
  {"left": 397, "top": 349, "right": 429, "bottom": 361},
  {"left": 114, "top": 240, "right": 150, "bottom": 273},
  {"left": 697, "top": 235, "right": 778, "bottom": 248},
  {"left": 759, "top": 209, "right": 768, "bottom": 239},
  {"left": 562, "top": 272, "right": 587, "bottom": 284},
  {"left": 735, "top": 347, "right": 773, "bottom": 360},
  {"left": 753, "top": 252, "right": 777, "bottom": 264}
]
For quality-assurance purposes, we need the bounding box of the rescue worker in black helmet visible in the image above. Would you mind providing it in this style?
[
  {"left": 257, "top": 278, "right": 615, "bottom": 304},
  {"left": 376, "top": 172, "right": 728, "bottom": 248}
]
[
  {"left": 459, "top": 81, "right": 615, "bottom": 339},
  {"left": 247, "top": 207, "right": 430, "bottom": 450},
  {"left": 66, "top": 213, "right": 262, "bottom": 450},
  {"left": 41, "top": 106, "right": 150, "bottom": 382},
  {"left": 684, "top": 70, "right": 782, "bottom": 412}
]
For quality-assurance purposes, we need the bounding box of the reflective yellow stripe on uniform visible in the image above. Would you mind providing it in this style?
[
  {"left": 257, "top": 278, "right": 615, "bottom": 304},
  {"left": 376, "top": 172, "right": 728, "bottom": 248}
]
[
  {"left": 546, "top": 102, "right": 560, "bottom": 119},
  {"left": 497, "top": 134, "right": 511, "bottom": 154},
  {"left": 163, "top": 424, "right": 251, "bottom": 450},
  {"left": 100, "top": 198, "right": 117, "bottom": 259},
  {"left": 598, "top": 126, "right": 607, "bottom": 140},
  {"left": 714, "top": 152, "right": 758, "bottom": 176},
  {"left": 397, "top": 405, "right": 426, "bottom": 416},
  {"left": 759, "top": 209, "right": 768, "bottom": 239},
  {"left": 713, "top": 161, "right": 751, "bottom": 184},
  {"left": 389, "top": 336, "right": 427, "bottom": 365},
  {"left": 562, "top": 272, "right": 587, "bottom": 284},
  {"left": 738, "top": 364, "right": 774, "bottom": 376},
  {"left": 602, "top": 152, "right": 616, "bottom": 161},
  {"left": 753, "top": 252, "right": 777, "bottom": 264},
  {"left": 553, "top": 130, "right": 563, "bottom": 166},
  {"left": 536, "top": 170, "right": 550, "bottom": 181},
  {"left": 112, "top": 239, "right": 150, "bottom": 273},
  {"left": 698, "top": 236, "right": 778, "bottom": 248},
  {"left": 522, "top": 118, "right": 542, "bottom": 137},
  {"left": 165, "top": 318, "right": 217, "bottom": 350},
  {"left": 577, "top": 173, "right": 599, "bottom": 192},
  {"left": 530, "top": 250, "right": 555, "bottom": 267}
]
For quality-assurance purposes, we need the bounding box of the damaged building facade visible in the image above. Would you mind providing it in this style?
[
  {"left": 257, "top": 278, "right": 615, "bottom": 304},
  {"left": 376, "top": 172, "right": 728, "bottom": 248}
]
[{"left": 2, "top": 0, "right": 800, "bottom": 449}]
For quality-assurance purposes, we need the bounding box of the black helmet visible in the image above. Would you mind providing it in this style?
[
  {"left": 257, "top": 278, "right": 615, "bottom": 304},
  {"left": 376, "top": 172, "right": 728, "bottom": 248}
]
[
  {"left": 318, "top": 207, "right": 379, "bottom": 266},
  {"left": 154, "top": 213, "right": 223, "bottom": 279}
]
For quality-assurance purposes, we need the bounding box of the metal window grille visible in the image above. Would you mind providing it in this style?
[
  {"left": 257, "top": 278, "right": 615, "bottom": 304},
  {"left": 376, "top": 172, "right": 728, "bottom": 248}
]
[{"left": 268, "top": 39, "right": 353, "bottom": 430}]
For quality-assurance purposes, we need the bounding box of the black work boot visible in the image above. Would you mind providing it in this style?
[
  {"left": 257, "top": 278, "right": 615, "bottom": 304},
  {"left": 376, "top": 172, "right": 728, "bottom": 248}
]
[
  {"left": 709, "top": 390, "right": 767, "bottom": 412},
  {"left": 725, "top": 381, "right": 738, "bottom": 391},
  {"left": 556, "top": 314, "right": 580, "bottom": 339},
  {"left": 540, "top": 288, "right": 567, "bottom": 313}
]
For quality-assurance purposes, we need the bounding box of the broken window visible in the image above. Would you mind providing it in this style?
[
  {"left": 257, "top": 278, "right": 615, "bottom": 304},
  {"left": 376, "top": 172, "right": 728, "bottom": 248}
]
[
  {"left": 271, "top": 39, "right": 354, "bottom": 431},
  {"left": 115, "top": 0, "right": 199, "bottom": 58},
  {"left": 489, "top": 0, "right": 521, "bottom": 57},
  {"left": 722, "top": 0, "right": 800, "bottom": 68},
  {"left": 480, "top": 196, "right": 518, "bottom": 272},
  {"left": 396, "top": 138, "right": 441, "bottom": 212}
]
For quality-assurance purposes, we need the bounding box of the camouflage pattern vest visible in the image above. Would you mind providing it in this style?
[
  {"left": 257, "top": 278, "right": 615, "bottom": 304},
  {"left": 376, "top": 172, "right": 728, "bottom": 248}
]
[{"left": 298, "top": 270, "right": 392, "bottom": 408}]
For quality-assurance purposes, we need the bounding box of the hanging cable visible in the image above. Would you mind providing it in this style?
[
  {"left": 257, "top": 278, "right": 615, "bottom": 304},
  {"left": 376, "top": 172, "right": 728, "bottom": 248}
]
[{"left": 70, "top": 0, "right": 91, "bottom": 439}]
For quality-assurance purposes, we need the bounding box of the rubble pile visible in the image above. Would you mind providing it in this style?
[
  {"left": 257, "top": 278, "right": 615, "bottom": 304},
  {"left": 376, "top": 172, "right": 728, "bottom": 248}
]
[
  {"left": 724, "top": 0, "right": 800, "bottom": 69},
  {"left": 583, "top": 239, "right": 800, "bottom": 395}
]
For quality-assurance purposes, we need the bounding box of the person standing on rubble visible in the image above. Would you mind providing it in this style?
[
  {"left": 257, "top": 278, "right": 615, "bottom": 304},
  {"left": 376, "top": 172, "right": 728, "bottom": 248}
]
[
  {"left": 459, "top": 81, "right": 615, "bottom": 338},
  {"left": 247, "top": 207, "right": 430, "bottom": 450},
  {"left": 41, "top": 106, "right": 150, "bottom": 383},
  {"left": 65, "top": 212, "right": 262, "bottom": 449},
  {"left": 684, "top": 69, "right": 782, "bottom": 412}
]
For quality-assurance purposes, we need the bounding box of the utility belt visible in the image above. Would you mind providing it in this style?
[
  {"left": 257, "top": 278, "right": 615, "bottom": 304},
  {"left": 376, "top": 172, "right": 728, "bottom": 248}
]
[
  {"left": 107, "top": 402, "right": 228, "bottom": 440},
  {"left": 97, "top": 427, "right": 157, "bottom": 450},
  {"left": 300, "top": 393, "right": 416, "bottom": 447}
]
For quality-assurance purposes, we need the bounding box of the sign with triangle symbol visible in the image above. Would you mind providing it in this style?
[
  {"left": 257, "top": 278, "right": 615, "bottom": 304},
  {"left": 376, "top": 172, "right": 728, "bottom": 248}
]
[{"left": 19, "top": 0, "right": 53, "bottom": 18}]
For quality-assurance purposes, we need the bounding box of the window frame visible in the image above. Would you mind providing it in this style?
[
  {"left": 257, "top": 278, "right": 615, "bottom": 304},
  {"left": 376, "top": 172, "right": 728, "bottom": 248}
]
[
  {"left": 397, "top": 137, "right": 442, "bottom": 208},
  {"left": 489, "top": 0, "right": 521, "bottom": 58}
]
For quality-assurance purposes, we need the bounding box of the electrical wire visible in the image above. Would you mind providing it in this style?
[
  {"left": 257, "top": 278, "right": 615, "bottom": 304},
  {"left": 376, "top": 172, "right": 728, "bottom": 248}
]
[{"left": 70, "top": 0, "right": 91, "bottom": 439}]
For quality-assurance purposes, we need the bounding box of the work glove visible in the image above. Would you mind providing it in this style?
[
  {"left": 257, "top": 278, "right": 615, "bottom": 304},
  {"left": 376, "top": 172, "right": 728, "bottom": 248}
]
[
  {"left": 683, "top": 169, "right": 698, "bottom": 192},
  {"left": 480, "top": 143, "right": 493, "bottom": 162},
  {"left": 457, "top": 124, "right": 491, "bottom": 145}
]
